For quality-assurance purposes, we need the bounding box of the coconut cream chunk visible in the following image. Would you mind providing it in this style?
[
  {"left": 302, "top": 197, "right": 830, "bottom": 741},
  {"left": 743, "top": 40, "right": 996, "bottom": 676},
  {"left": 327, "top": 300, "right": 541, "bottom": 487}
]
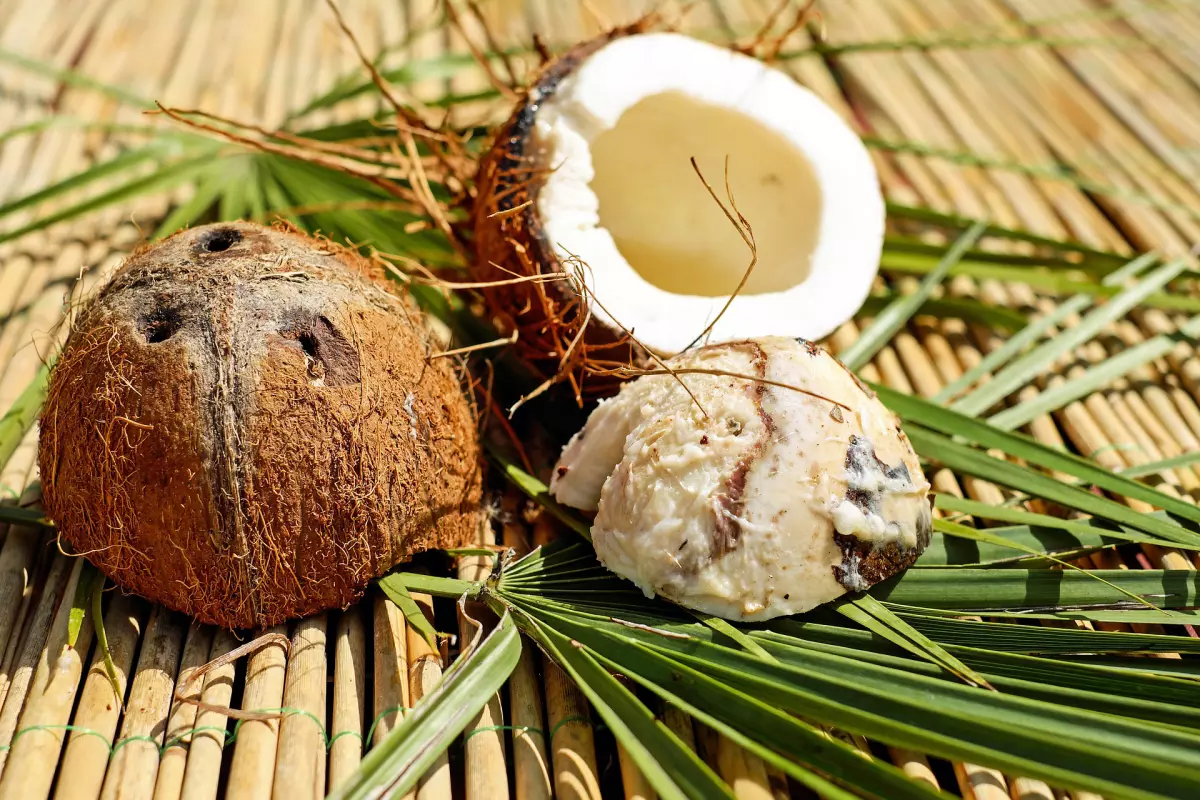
[
  {"left": 550, "top": 337, "right": 931, "bottom": 620},
  {"left": 529, "top": 32, "right": 883, "bottom": 353}
]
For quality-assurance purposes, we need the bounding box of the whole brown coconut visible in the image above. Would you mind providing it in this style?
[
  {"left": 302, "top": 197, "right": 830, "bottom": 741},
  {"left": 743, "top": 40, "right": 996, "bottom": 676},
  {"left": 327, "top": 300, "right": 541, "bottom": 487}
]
[{"left": 39, "top": 222, "right": 483, "bottom": 629}]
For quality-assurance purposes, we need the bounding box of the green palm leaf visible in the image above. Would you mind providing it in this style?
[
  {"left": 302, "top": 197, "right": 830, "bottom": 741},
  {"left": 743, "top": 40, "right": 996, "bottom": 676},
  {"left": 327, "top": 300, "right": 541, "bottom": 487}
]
[
  {"left": 327, "top": 604, "right": 521, "bottom": 800},
  {"left": 490, "top": 548, "right": 1200, "bottom": 800}
]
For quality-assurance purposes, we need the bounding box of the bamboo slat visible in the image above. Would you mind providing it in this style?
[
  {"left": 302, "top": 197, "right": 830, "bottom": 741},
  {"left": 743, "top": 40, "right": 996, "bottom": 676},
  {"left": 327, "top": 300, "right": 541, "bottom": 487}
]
[
  {"left": 531, "top": 517, "right": 603, "bottom": 800},
  {"left": 370, "top": 592, "right": 411, "bottom": 753},
  {"left": 408, "top": 593, "right": 451, "bottom": 800},
  {"left": 151, "top": 624, "right": 213, "bottom": 800},
  {"left": 457, "top": 524, "right": 509, "bottom": 800},
  {"left": 56, "top": 594, "right": 147, "bottom": 800},
  {"left": 0, "top": 553, "right": 76, "bottom": 775},
  {"left": 501, "top": 497, "right": 552, "bottom": 800},
  {"left": 327, "top": 612, "right": 366, "bottom": 794},
  {"left": 225, "top": 626, "right": 288, "bottom": 800},
  {"left": 99, "top": 608, "right": 186, "bottom": 800},
  {"left": 272, "top": 616, "right": 328, "bottom": 800},
  {"left": 0, "top": 559, "right": 93, "bottom": 800},
  {"left": 177, "top": 629, "right": 239, "bottom": 800}
]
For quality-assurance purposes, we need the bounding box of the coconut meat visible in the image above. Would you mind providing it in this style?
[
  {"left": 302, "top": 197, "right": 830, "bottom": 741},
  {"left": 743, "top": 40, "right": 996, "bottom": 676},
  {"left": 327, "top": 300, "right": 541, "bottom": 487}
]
[
  {"left": 533, "top": 33, "right": 884, "bottom": 354},
  {"left": 549, "top": 337, "right": 930, "bottom": 620}
]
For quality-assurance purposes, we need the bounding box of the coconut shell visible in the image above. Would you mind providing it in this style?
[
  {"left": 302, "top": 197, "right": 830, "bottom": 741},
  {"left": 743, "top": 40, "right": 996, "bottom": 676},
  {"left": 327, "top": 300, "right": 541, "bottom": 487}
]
[
  {"left": 471, "top": 26, "right": 648, "bottom": 396},
  {"left": 39, "top": 222, "right": 483, "bottom": 629}
]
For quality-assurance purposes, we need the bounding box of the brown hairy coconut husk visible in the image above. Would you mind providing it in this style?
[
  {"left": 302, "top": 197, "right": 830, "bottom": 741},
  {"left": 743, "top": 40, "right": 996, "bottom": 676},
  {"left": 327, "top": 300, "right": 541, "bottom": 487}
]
[
  {"left": 471, "top": 26, "right": 643, "bottom": 398},
  {"left": 39, "top": 221, "right": 483, "bottom": 629},
  {"left": 470, "top": 24, "right": 884, "bottom": 400}
]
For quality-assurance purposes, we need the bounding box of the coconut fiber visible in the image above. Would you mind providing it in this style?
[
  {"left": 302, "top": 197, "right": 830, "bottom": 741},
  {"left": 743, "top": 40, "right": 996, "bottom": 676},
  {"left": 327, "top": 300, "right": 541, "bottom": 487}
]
[{"left": 38, "top": 222, "right": 483, "bottom": 629}]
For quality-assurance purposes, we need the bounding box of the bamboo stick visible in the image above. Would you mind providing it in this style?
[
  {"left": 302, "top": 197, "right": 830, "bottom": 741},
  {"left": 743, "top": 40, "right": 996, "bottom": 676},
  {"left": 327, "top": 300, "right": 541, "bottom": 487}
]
[
  {"left": 616, "top": 742, "right": 656, "bottom": 800},
  {"left": 508, "top": 643, "right": 552, "bottom": 800},
  {"left": 457, "top": 521, "right": 508, "bottom": 800},
  {"left": 178, "top": 629, "right": 239, "bottom": 800},
  {"left": 0, "top": 552, "right": 74, "bottom": 776},
  {"left": 500, "top": 494, "right": 552, "bottom": 800},
  {"left": 151, "top": 624, "right": 214, "bottom": 800},
  {"left": 542, "top": 660, "right": 602, "bottom": 800},
  {"left": 0, "top": 486, "right": 46, "bottom": 670},
  {"left": 715, "top": 735, "right": 775, "bottom": 800},
  {"left": 0, "top": 558, "right": 93, "bottom": 800},
  {"left": 272, "top": 615, "right": 328, "bottom": 800},
  {"left": 954, "top": 762, "right": 1010, "bottom": 800},
  {"left": 0, "top": 638, "right": 90, "bottom": 800},
  {"left": 371, "top": 591, "right": 411, "bottom": 750},
  {"left": 693, "top": 722, "right": 774, "bottom": 800},
  {"left": 225, "top": 625, "right": 288, "bottom": 800},
  {"left": 55, "top": 594, "right": 148, "bottom": 800},
  {"left": 407, "top": 593, "right": 450, "bottom": 800},
  {"left": 531, "top": 516, "right": 602, "bottom": 800},
  {"left": 888, "top": 748, "right": 939, "bottom": 789},
  {"left": 1008, "top": 776, "right": 1056, "bottom": 800},
  {"left": 661, "top": 704, "right": 696, "bottom": 753},
  {"left": 328, "top": 611, "right": 366, "bottom": 794},
  {"left": 99, "top": 607, "right": 187, "bottom": 800}
]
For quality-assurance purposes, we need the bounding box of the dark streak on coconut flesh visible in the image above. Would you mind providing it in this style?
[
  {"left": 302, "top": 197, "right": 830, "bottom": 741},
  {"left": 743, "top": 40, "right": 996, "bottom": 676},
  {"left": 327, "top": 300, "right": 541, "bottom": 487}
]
[
  {"left": 39, "top": 222, "right": 483, "bottom": 629},
  {"left": 710, "top": 340, "right": 774, "bottom": 560}
]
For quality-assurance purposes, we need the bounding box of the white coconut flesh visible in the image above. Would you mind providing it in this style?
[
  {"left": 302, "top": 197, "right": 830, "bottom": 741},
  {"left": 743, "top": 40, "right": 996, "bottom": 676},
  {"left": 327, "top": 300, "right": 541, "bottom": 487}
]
[
  {"left": 549, "top": 337, "right": 931, "bottom": 621},
  {"left": 533, "top": 33, "right": 884, "bottom": 354}
]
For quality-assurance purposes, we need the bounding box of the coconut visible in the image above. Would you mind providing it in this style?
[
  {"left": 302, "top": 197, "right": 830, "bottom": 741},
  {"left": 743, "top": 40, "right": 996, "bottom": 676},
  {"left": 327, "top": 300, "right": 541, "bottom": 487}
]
[
  {"left": 473, "top": 29, "right": 884, "bottom": 386},
  {"left": 549, "top": 336, "right": 930, "bottom": 621},
  {"left": 38, "top": 222, "right": 483, "bottom": 629}
]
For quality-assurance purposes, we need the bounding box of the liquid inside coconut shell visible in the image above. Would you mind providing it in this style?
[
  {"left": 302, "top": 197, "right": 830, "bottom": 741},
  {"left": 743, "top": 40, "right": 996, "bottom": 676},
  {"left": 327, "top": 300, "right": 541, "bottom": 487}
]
[{"left": 38, "top": 222, "right": 483, "bottom": 629}]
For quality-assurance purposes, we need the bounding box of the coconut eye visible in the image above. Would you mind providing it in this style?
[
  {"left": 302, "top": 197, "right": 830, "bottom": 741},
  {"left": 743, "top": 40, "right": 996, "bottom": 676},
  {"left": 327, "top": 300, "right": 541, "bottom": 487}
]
[
  {"left": 195, "top": 227, "right": 242, "bottom": 253},
  {"left": 280, "top": 312, "right": 361, "bottom": 386},
  {"left": 139, "top": 307, "right": 183, "bottom": 344}
]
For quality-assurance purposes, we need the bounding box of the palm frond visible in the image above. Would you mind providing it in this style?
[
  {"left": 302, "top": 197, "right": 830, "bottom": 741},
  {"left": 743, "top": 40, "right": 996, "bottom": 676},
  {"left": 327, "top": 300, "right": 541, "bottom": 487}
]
[
  {"left": 328, "top": 603, "right": 521, "bottom": 800},
  {"left": 396, "top": 541, "right": 1200, "bottom": 800},
  {"left": 842, "top": 221, "right": 987, "bottom": 371}
]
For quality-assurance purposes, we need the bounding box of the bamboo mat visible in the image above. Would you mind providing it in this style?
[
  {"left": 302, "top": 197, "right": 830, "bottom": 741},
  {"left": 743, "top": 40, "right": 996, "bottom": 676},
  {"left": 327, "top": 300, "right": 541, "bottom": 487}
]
[{"left": 2, "top": 0, "right": 1200, "bottom": 798}]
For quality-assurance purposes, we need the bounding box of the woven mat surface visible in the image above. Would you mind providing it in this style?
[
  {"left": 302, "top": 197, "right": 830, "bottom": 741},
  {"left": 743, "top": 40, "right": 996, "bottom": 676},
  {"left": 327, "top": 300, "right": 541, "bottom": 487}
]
[{"left": 2, "top": 1, "right": 1200, "bottom": 798}]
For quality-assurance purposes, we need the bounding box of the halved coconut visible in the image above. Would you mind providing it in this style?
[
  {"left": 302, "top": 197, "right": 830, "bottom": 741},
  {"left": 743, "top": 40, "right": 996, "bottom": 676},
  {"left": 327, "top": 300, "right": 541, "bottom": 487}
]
[
  {"left": 474, "top": 29, "right": 884, "bottom": 385},
  {"left": 549, "top": 337, "right": 931, "bottom": 621}
]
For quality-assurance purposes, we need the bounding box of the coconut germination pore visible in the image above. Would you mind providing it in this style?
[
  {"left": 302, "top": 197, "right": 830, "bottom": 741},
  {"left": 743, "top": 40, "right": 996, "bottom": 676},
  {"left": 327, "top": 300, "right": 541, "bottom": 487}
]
[{"left": 550, "top": 337, "right": 931, "bottom": 620}]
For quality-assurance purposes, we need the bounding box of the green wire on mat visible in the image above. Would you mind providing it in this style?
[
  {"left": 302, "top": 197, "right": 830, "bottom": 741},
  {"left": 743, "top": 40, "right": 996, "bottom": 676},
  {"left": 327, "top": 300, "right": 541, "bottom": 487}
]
[
  {"left": 362, "top": 705, "right": 412, "bottom": 746},
  {"left": 462, "top": 714, "right": 602, "bottom": 742},
  {"left": 0, "top": 724, "right": 111, "bottom": 752},
  {"left": 464, "top": 724, "right": 544, "bottom": 742},
  {"left": 0, "top": 706, "right": 597, "bottom": 759},
  {"left": 1089, "top": 441, "right": 1145, "bottom": 460}
]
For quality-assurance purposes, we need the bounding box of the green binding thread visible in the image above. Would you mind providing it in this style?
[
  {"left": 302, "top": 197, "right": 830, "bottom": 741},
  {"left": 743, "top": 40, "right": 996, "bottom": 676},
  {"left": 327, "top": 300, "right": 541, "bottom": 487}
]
[
  {"left": 0, "top": 724, "right": 112, "bottom": 753},
  {"left": 231, "top": 707, "right": 330, "bottom": 748},
  {"left": 326, "top": 729, "right": 363, "bottom": 747},
  {"left": 549, "top": 714, "right": 593, "bottom": 740},
  {"left": 363, "top": 705, "right": 412, "bottom": 746},
  {"left": 0, "top": 707, "right": 334, "bottom": 759},
  {"left": 463, "top": 724, "right": 545, "bottom": 742},
  {"left": 109, "top": 734, "right": 160, "bottom": 754},
  {"left": 0, "top": 703, "right": 576, "bottom": 758},
  {"left": 162, "top": 725, "right": 234, "bottom": 751},
  {"left": 1089, "top": 442, "right": 1145, "bottom": 460}
]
